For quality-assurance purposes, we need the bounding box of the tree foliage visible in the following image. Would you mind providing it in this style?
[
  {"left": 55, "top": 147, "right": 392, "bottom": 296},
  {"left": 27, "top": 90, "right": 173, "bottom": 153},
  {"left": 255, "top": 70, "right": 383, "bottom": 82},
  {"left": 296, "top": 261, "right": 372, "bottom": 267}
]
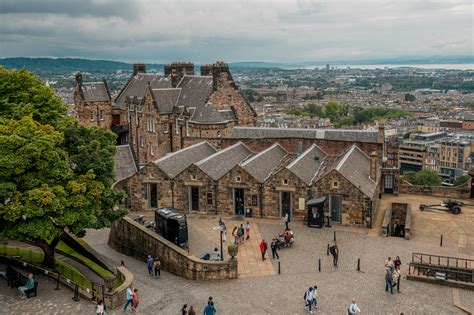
[
  {"left": 402, "top": 170, "right": 442, "bottom": 186},
  {"left": 453, "top": 175, "right": 470, "bottom": 187},
  {"left": 0, "top": 67, "right": 125, "bottom": 267}
]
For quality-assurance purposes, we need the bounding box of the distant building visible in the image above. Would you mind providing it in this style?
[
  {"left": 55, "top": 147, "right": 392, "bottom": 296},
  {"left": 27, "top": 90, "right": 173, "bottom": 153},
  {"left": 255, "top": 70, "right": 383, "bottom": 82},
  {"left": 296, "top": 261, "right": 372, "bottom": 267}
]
[
  {"left": 415, "top": 117, "right": 440, "bottom": 133},
  {"left": 276, "top": 83, "right": 287, "bottom": 102},
  {"left": 438, "top": 138, "right": 473, "bottom": 183},
  {"left": 398, "top": 132, "right": 446, "bottom": 174},
  {"left": 463, "top": 117, "right": 474, "bottom": 130}
]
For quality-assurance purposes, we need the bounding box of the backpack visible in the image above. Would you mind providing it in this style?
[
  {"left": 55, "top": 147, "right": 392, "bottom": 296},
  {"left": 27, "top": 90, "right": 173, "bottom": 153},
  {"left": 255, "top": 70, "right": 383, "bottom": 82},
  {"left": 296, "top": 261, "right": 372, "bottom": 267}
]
[
  {"left": 304, "top": 291, "right": 307, "bottom": 300},
  {"left": 330, "top": 245, "right": 336, "bottom": 255}
]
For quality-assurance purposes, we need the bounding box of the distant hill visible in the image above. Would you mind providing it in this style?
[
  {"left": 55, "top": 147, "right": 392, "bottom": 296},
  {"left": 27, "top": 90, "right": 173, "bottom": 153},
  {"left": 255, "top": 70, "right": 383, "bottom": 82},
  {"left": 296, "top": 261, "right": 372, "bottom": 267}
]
[
  {"left": 0, "top": 57, "right": 165, "bottom": 74},
  {"left": 229, "top": 61, "right": 302, "bottom": 69}
]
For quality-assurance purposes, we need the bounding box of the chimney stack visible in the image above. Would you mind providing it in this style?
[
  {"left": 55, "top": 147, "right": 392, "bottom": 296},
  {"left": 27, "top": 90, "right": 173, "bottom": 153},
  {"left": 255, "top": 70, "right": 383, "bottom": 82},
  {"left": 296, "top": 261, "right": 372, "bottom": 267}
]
[
  {"left": 164, "top": 61, "right": 195, "bottom": 87},
  {"left": 212, "top": 61, "right": 231, "bottom": 91},
  {"left": 133, "top": 63, "right": 147, "bottom": 75},
  {"left": 200, "top": 64, "right": 213, "bottom": 76},
  {"left": 370, "top": 151, "right": 378, "bottom": 181}
]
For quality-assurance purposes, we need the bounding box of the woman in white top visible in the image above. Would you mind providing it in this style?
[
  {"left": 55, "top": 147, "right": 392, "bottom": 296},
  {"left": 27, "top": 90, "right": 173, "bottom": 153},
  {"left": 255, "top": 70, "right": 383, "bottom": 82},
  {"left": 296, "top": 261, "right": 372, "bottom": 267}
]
[{"left": 96, "top": 300, "right": 104, "bottom": 315}]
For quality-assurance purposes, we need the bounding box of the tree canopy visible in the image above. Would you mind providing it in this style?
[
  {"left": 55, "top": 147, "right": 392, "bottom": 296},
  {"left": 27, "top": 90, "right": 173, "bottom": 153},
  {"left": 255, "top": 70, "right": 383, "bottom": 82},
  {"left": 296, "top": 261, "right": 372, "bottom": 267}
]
[
  {"left": 401, "top": 170, "right": 442, "bottom": 187},
  {"left": 0, "top": 66, "right": 125, "bottom": 267}
]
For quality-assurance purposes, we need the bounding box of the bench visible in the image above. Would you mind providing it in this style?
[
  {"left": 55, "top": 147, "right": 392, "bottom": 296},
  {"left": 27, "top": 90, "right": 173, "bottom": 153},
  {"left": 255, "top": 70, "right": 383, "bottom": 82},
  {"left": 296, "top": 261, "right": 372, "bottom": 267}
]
[
  {"left": 15, "top": 274, "right": 38, "bottom": 298},
  {"left": 1, "top": 266, "right": 21, "bottom": 288}
]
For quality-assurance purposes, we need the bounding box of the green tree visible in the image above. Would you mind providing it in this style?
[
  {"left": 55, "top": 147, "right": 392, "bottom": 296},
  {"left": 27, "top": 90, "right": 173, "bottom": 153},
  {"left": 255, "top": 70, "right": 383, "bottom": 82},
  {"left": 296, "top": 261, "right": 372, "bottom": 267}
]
[
  {"left": 411, "top": 170, "right": 442, "bottom": 186},
  {"left": 453, "top": 175, "right": 470, "bottom": 187}
]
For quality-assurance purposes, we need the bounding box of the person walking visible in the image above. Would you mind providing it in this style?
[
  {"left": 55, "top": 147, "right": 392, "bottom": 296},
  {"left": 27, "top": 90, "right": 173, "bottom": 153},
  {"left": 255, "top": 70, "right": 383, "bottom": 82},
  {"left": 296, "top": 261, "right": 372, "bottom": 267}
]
[
  {"left": 260, "top": 239, "right": 268, "bottom": 261},
  {"left": 203, "top": 301, "right": 217, "bottom": 315},
  {"left": 385, "top": 268, "right": 394, "bottom": 294},
  {"left": 96, "top": 300, "right": 104, "bottom": 315},
  {"left": 329, "top": 242, "right": 339, "bottom": 267},
  {"left": 147, "top": 255, "right": 154, "bottom": 275},
  {"left": 154, "top": 257, "right": 161, "bottom": 277},
  {"left": 232, "top": 226, "right": 238, "bottom": 244},
  {"left": 123, "top": 286, "right": 134, "bottom": 311},
  {"left": 384, "top": 257, "right": 394, "bottom": 270},
  {"left": 181, "top": 304, "right": 188, "bottom": 315},
  {"left": 392, "top": 268, "right": 401, "bottom": 293},
  {"left": 348, "top": 298, "right": 361, "bottom": 314},
  {"left": 236, "top": 226, "right": 242, "bottom": 245},
  {"left": 313, "top": 285, "right": 318, "bottom": 309},
  {"left": 132, "top": 288, "right": 139, "bottom": 311},
  {"left": 188, "top": 305, "right": 196, "bottom": 315},
  {"left": 284, "top": 213, "right": 289, "bottom": 230},
  {"left": 304, "top": 286, "right": 315, "bottom": 313},
  {"left": 271, "top": 238, "right": 279, "bottom": 259},
  {"left": 222, "top": 222, "right": 227, "bottom": 242},
  {"left": 245, "top": 221, "right": 251, "bottom": 240},
  {"left": 239, "top": 224, "right": 245, "bottom": 243}
]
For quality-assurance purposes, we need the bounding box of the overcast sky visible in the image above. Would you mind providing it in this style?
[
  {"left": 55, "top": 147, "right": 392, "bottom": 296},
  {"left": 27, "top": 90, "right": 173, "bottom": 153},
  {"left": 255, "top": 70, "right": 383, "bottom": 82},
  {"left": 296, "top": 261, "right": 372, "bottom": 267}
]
[{"left": 0, "top": 0, "right": 472, "bottom": 63}]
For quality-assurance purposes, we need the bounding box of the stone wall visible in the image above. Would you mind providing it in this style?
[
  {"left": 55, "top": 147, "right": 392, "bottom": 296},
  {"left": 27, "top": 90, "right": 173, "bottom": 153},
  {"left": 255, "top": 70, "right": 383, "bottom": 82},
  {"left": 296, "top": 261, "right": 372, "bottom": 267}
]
[
  {"left": 73, "top": 87, "right": 113, "bottom": 129},
  {"left": 174, "top": 164, "right": 215, "bottom": 213},
  {"left": 108, "top": 217, "right": 238, "bottom": 280},
  {"left": 399, "top": 180, "right": 471, "bottom": 199}
]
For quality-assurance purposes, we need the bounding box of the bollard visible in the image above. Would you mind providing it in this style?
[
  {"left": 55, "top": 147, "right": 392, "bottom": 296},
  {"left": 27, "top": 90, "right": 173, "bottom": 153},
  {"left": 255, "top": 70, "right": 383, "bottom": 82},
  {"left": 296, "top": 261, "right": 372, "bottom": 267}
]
[
  {"left": 318, "top": 259, "right": 321, "bottom": 272},
  {"left": 333, "top": 231, "right": 336, "bottom": 242},
  {"left": 440, "top": 235, "right": 443, "bottom": 247},
  {"left": 55, "top": 273, "right": 61, "bottom": 290},
  {"left": 278, "top": 261, "right": 281, "bottom": 274},
  {"left": 327, "top": 244, "right": 330, "bottom": 256},
  {"left": 357, "top": 258, "right": 360, "bottom": 271}
]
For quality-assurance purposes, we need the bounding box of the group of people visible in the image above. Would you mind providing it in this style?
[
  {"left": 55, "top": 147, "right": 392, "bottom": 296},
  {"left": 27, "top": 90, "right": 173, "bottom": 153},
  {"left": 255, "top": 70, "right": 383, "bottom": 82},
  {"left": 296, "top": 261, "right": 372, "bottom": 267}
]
[
  {"left": 181, "top": 296, "right": 217, "bottom": 315},
  {"left": 122, "top": 286, "right": 139, "bottom": 312},
  {"left": 231, "top": 222, "right": 250, "bottom": 245},
  {"left": 384, "top": 256, "right": 402, "bottom": 294},
  {"left": 303, "top": 285, "right": 318, "bottom": 313},
  {"left": 146, "top": 255, "right": 161, "bottom": 277}
]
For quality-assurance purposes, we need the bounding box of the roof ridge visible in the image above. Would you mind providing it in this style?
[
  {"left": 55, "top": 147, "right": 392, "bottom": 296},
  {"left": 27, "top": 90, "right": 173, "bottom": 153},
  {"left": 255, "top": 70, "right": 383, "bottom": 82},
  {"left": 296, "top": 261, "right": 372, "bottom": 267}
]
[
  {"left": 335, "top": 145, "right": 357, "bottom": 171},
  {"left": 153, "top": 141, "right": 213, "bottom": 164},
  {"left": 195, "top": 142, "right": 249, "bottom": 166},
  {"left": 240, "top": 142, "right": 285, "bottom": 167}
]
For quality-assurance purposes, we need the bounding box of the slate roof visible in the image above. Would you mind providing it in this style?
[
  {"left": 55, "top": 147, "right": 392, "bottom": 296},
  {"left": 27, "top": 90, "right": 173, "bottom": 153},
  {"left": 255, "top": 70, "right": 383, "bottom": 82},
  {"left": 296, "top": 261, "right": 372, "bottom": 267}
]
[
  {"left": 151, "top": 88, "right": 181, "bottom": 114},
  {"left": 196, "top": 142, "right": 253, "bottom": 180},
  {"left": 286, "top": 144, "right": 328, "bottom": 185},
  {"left": 114, "top": 145, "right": 137, "bottom": 181},
  {"left": 175, "top": 75, "right": 213, "bottom": 109},
  {"left": 241, "top": 143, "right": 289, "bottom": 183},
  {"left": 114, "top": 74, "right": 172, "bottom": 108},
  {"left": 81, "top": 82, "right": 110, "bottom": 102},
  {"left": 333, "top": 145, "right": 380, "bottom": 198},
  {"left": 153, "top": 141, "right": 217, "bottom": 179},
  {"left": 230, "top": 127, "right": 379, "bottom": 143}
]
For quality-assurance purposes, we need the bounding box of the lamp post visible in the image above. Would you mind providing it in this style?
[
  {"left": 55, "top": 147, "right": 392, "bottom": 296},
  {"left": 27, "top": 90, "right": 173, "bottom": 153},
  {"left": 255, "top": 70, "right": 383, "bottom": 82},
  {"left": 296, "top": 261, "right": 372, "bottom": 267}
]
[{"left": 218, "top": 218, "right": 224, "bottom": 261}]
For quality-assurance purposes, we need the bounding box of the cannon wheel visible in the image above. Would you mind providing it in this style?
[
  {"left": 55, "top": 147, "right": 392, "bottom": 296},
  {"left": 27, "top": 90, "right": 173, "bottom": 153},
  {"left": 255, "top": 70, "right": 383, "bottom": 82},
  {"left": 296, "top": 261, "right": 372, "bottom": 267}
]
[
  {"left": 420, "top": 205, "right": 426, "bottom": 211},
  {"left": 451, "top": 206, "right": 461, "bottom": 215}
]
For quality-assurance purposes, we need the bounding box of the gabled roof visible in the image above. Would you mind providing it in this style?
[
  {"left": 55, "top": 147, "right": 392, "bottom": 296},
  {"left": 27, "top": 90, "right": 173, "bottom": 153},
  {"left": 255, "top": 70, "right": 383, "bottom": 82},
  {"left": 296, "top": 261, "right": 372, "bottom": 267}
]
[
  {"left": 333, "top": 145, "right": 380, "bottom": 198},
  {"left": 176, "top": 75, "right": 213, "bottom": 110},
  {"left": 230, "top": 127, "right": 379, "bottom": 143},
  {"left": 196, "top": 142, "right": 253, "bottom": 180},
  {"left": 151, "top": 88, "right": 181, "bottom": 114},
  {"left": 81, "top": 82, "right": 110, "bottom": 102},
  {"left": 114, "top": 145, "right": 137, "bottom": 181},
  {"left": 114, "top": 74, "right": 172, "bottom": 108},
  {"left": 286, "top": 144, "right": 327, "bottom": 185},
  {"left": 241, "top": 143, "right": 288, "bottom": 183},
  {"left": 153, "top": 141, "right": 217, "bottom": 179}
]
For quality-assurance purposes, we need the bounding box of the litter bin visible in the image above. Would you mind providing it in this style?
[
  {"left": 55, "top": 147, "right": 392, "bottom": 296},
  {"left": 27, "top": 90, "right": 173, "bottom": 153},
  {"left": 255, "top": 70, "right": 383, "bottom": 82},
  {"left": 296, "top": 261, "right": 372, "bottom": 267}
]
[{"left": 245, "top": 207, "right": 253, "bottom": 218}]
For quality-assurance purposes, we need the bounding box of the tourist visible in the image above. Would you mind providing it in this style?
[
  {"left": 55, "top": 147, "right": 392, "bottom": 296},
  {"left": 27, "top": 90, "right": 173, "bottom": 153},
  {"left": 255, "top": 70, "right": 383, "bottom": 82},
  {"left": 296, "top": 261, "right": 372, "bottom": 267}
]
[
  {"left": 270, "top": 238, "right": 279, "bottom": 259},
  {"left": 212, "top": 247, "right": 221, "bottom": 261},
  {"left": 385, "top": 269, "right": 394, "bottom": 294},
  {"left": 394, "top": 256, "right": 401, "bottom": 270},
  {"left": 260, "top": 239, "right": 268, "bottom": 261},
  {"left": 123, "top": 286, "right": 134, "bottom": 311},
  {"left": 392, "top": 268, "right": 401, "bottom": 293},
  {"left": 181, "top": 304, "right": 188, "bottom": 315},
  {"left": 120, "top": 260, "right": 127, "bottom": 268},
  {"left": 384, "top": 257, "right": 394, "bottom": 270},
  {"left": 245, "top": 221, "right": 251, "bottom": 240},
  {"left": 348, "top": 298, "right": 361, "bottom": 314},
  {"left": 96, "top": 300, "right": 104, "bottom": 315},
  {"left": 284, "top": 213, "right": 289, "bottom": 230},
  {"left": 329, "top": 242, "right": 339, "bottom": 267},
  {"left": 147, "top": 255, "right": 154, "bottom": 275},
  {"left": 18, "top": 273, "right": 34, "bottom": 298},
  {"left": 239, "top": 224, "right": 245, "bottom": 243},
  {"left": 236, "top": 225, "right": 243, "bottom": 244},
  {"left": 222, "top": 221, "right": 227, "bottom": 242},
  {"left": 313, "top": 285, "right": 318, "bottom": 309},
  {"left": 132, "top": 288, "right": 139, "bottom": 311},
  {"left": 154, "top": 257, "right": 161, "bottom": 277},
  {"left": 232, "top": 226, "right": 238, "bottom": 244},
  {"left": 304, "top": 286, "right": 315, "bottom": 313},
  {"left": 204, "top": 301, "right": 217, "bottom": 315},
  {"left": 188, "top": 305, "right": 196, "bottom": 315}
]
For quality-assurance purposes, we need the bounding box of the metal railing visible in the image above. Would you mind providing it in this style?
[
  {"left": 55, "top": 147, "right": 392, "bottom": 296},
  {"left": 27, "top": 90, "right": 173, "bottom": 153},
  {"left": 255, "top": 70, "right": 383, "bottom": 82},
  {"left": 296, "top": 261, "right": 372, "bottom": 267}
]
[{"left": 412, "top": 252, "right": 474, "bottom": 269}]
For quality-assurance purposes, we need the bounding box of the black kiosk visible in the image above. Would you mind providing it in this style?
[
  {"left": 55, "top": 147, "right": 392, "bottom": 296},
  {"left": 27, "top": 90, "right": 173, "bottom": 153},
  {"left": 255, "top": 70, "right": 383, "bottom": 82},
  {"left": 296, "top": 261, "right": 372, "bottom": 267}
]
[
  {"left": 155, "top": 208, "right": 188, "bottom": 248},
  {"left": 306, "top": 197, "right": 326, "bottom": 228}
]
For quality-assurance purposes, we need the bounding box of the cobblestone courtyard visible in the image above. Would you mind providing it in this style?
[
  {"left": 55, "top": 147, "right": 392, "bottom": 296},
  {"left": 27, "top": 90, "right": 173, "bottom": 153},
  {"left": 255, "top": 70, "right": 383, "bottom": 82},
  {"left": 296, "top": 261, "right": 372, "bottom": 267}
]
[{"left": 1, "top": 194, "right": 473, "bottom": 314}]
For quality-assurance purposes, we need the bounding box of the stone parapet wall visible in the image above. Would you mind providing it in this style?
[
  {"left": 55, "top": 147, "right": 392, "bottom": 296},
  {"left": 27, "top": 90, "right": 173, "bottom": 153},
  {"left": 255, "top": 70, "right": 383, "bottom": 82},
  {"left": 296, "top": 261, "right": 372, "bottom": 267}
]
[
  {"left": 399, "top": 181, "right": 471, "bottom": 199},
  {"left": 108, "top": 217, "right": 238, "bottom": 280}
]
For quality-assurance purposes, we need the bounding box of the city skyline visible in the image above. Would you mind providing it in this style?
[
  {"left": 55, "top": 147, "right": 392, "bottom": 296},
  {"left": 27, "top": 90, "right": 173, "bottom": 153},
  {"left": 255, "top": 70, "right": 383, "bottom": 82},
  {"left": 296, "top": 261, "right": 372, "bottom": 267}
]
[{"left": 0, "top": 0, "right": 472, "bottom": 63}]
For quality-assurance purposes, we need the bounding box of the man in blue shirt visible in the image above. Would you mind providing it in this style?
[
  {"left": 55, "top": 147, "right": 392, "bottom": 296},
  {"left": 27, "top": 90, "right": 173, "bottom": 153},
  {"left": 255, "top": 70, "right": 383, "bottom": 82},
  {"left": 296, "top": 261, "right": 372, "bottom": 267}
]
[{"left": 203, "top": 301, "right": 216, "bottom": 315}]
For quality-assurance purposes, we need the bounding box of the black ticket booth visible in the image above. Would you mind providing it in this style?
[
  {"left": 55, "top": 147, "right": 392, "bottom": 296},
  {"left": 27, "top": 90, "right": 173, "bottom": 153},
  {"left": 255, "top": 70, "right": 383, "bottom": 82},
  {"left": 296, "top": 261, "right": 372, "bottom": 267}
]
[
  {"left": 155, "top": 208, "right": 188, "bottom": 248},
  {"left": 306, "top": 197, "right": 326, "bottom": 228}
]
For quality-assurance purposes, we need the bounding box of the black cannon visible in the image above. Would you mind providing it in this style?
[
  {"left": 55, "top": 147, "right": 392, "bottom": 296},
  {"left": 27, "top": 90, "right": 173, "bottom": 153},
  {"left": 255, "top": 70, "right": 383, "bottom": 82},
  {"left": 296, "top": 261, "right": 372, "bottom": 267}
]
[{"left": 419, "top": 199, "right": 472, "bottom": 215}]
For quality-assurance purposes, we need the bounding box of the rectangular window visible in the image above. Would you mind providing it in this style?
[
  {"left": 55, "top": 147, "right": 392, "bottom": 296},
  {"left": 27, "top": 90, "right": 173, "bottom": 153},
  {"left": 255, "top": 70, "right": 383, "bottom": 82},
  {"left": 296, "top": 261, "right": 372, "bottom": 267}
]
[
  {"left": 282, "top": 179, "right": 289, "bottom": 185},
  {"left": 163, "top": 123, "right": 169, "bottom": 134},
  {"left": 186, "top": 120, "right": 190, "bottom": 136},
  {"left": 252, "top": 195, "right": 258, "bottom": 206},
  {"left": 235, "top": 176, "right": 241, "bottom": 183},
  {"left": 147, "top": 183, "right": 158, "bottom": 208},
  {"left": 99, "top": 110, "right": 104, "bottom": 121},
  {"left": 190, "top": 174, "right": 197, "bottom": 180},
  {"left": 207, "top": 193, "right": 213, "bottom": 205},
  {"left": 90, "top": 111, "right": 95, "bottom": 121},
  {"left": 332, "top": 181, "right": 339, "bottom": 189},
  {"left": 176, "top": 119, "right": 179, "bottom": 134},
  {"left": 140, "top": 136, "right": 144, "bottom": 148},
  {"left": 150, "top": 143, "right": 154, "bottom": 156}
]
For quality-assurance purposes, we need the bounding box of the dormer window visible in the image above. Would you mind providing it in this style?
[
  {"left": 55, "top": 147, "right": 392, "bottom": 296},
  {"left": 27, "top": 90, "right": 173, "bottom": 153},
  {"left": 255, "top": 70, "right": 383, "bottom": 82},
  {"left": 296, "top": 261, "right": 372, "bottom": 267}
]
[
  {"left": 282, "top": 179, "right": 289, "bottom": 185},
  {"left": 332, "top": 181, "right": 339, "bottom": 189},
  {"left": 236, "top": 176, "right": 241, "bottom": 183}
]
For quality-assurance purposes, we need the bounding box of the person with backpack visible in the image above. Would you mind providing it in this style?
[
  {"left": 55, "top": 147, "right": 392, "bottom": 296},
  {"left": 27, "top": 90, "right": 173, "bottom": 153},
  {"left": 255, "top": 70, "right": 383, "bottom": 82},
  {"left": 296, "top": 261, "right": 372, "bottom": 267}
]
[
  {"left": 385, "top": 268, "right": 394, "bottom": 293},
  {"left": 146, "top": 255, "right": 154, "bottom": 275},
  {"left": 123, "top": 286, "right": 134, "bottom": 311},
  {"left": 329, "top": 242, "right": 339, "bottom": 267},
  {"left": 270, "top": 238, "right": 279, "bottom": 259},
  {"left": 259, "top": 239, "right": 268, "bottom": 261},
  {"left": 236, "top": 226, "right": 243, "bottom": 245},
  {"left": 304, "top": 287, "right": 315, "bottom": 313},
  {"left": 348, "top": 298, "right": 361, "bottom": 314},
  {"left": 239, "top": 224, "right": 245, "bottom": 243}
]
